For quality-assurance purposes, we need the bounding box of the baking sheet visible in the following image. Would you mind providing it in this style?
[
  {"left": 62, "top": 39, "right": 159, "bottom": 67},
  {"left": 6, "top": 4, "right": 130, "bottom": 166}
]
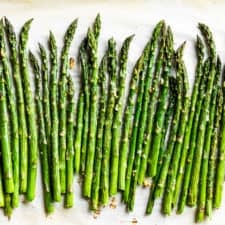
[{"left": 0, "top": 1, "right": 225, "bottom": 224}]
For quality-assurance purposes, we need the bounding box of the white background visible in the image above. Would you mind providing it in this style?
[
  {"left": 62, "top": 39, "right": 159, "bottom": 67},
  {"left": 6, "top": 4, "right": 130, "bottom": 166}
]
[{"left": 0, "top": 0, "right": 225, "bottom": 224}]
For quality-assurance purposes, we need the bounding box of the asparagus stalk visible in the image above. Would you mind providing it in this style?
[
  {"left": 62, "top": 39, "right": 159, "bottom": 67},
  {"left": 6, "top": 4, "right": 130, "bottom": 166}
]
[
  {"left": 123, "top": 43, "right": 149, "bottom": 204},
  {"left": 48, "top": 31, "right": 61, "bottom": 202},
  {"left": 110, "top": 35, "right": 134, "bottom": 196},
  {"left": 91, "top": 54, "right": 107, "bottom": 210},
  {"left": 187, "top": 24, "right": 217, "bottom": 207},
  {"left": 80, "top": 15, "right": 101, "bottom": 175},
  {"left": 213, "top": 66, "right": 225, "bottom": 209},
  {"left": 177, "top": 59, "right": 209, "bottom": 214},
  {"left": 83, "top": 28, "right": 100, "bottom": 198},
  {"left": 162, "top": 42, "right": 190, "bottom": 215},
  {"left": 74, "top": 92, "right": 84, "bottom": 174},
  {"left": 0, "top": 64, "right": 14, "bottom": 193},
  {"left": 157, "top": 77, "right": 176, "bottom": 169},
  {"left": 100, "top": 38, "right": 117, "bottom": 203},
  {"left": 58, "top": 19, "right": 78, "bottom": 193},
  {"left": 206, "top": 87, "right": 223, "bottom": 217},
  {"left": 79, "top": 40, "right": 89, "bottom": 176},
  {"left": 118, "top": 52, "right": 145, "bottom": 193},
  {"left": 4, "top": 17, "right": 28, "bottom": 194},
  {"left": 146, "top": 44, "right": 183, "bottom": 215},
  {"left": 39, "top": 44, "right": 51, "bottom": 158},
  {"left": 139, "top": 24, "right": 166, "bottom": 182},
  {"left": 195, "top": 57, "right": 221, "bottom": 222},
  {"left": 0, "top": 20, "right": 19, "bottom": 207},
  {"left": 19, "top": 19, "right": 38, "bottom": 201},
  {"left": 172, "top": 36, "right": 204, "bottom": 206},
  {"left": 29, "top": 51, "right": 54, "bottom": 213},
  {"left": 65, "top": 75, "right": 75, "bottom": 208}
]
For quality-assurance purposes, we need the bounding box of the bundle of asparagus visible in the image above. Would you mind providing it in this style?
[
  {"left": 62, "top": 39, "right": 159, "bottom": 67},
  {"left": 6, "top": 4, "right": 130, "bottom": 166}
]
[{"left": 0, "top": 15, "right": 224, "bottom": 223}]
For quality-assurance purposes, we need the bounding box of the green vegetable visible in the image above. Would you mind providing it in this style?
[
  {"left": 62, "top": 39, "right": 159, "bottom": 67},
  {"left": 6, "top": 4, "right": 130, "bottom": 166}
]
[
  {"left": 65, "top": 75, "right": 75, "bottom": 208},
  {"left": 0, "top": 20, "right": 19, "bottom": 207},
  {"left": 19, "top": 19, "right": 38, "bottom": 201},
  {"left": 110, "top": 35, "right": 133, "bottom": 196},
  {"left": 124, "top": 43, "right": 149, "bottom": 204},
  {"left": 0, "top": 64, "right": 14, "bottom": 193},
  {"left": 91, "top": 54, "right": 107, "bottom": 210},
  {"left": 162, "top": 42, "right": 190, "bottom": 215},
  {"left": 177, "top": 59, "right": 209, "bottom": 214},
  {"left": 172, "top": 36, "right": 204, "bottom": 206},
  {"left": 213, "top": 66, "right": 225, "bottom": 209},
  {"left": 29, "top": 51, "right": 54, "bottom": 214},
  {"left": 187, "top": 23, "right": 216, "bottom": 207},
  {"left": 101, "top": 38, "right": 117, "bottom": 203},
  {"left": 58, "top": 19, "right": 78, "bottom": 193},
  {"left": 83, "top": 28, "right": 100, "bottom": 198},
  {"left": 118, "top": 53, "right": 145, "bottom": 192},
  {"left": 39, "top": 43, "right": 51, "bottom": 164},
  {"left": 195, "top": 57, "right": 221, "bottom": 222},
  {"left": 139, "top": 24, "right": 166, "bottom": 181},
  {"left": 206, "top": 87, "right": 223, "bottom": 217},
  {"left": 74, "top": 92, "right": 84, "bottom": 174},
  {"left": 79, "top": 39, "right": 89, "bottom": 175},
  {"left": 137, "top": 21, "right": 166, "bottom": 183},
  {"left": 48, "top": 31, "right": 61, "bottom": 202},
  {"left": 4, "top": 17, "right": 28, "bottom": 194}
]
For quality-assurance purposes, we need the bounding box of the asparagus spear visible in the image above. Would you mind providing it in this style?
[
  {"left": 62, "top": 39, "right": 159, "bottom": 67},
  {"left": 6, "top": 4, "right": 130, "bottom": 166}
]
[
  {"left": 162, "top": 42, "right": 190, "bottom": 215},
  {"left": 48, "top": 31, "right": 61, "bottom": 202},
  {"left": 29, "top": 51, "right": 54, "bottom": 214},
  {"left": 172, "top": 36, "right": 204, "bottom": 206},
  {"left": 19, "top": 19, "right": 38, "bottom": 201},
  {"left": 110, "top": 35, "right": 133, "bottom": 196},
  {"left": 206, "top": 87, "right": 223, "bottom": 217},
  {"left": 83, "top": 28, "right": 100, "bottom": 198},
  {"left": 118, "top": 53, "right": 145, "bottom": 193},
  {"left": 177, "top": 59, "right": 209, "bottom": 214},
  {"left": 123, "top": 43, "right": 149, "bottom": 204},
  {"left": 187, "top": 24, "right": 217, "bottom": 207},
  {"left": 213, "top": 66, "right": 225, "bottom": 209},
  {"left": 139, "top": 24, "right": 166, "bottom": 182},
  {"left": 157, "top": 77, "right": 176, "bottom": 170},
  {"left": 91, "top": 54, "right": 107, "bottom": 210},
  {"left": 79, "top": 40, "right": 89, "bottom": 176},
  {"left": 80, "top": 15, "right": 101, "bottom": 175},
  {"left": 100, "top": 38, "right": 117, "bottom": 203},
  {"left": 93, "top": 14, "right": 101, "bottom": 40},
  {"left": 0, "top": 64, "right": 14, "bottom": 193},
  {"left": 39, "top": 44, "right": 51, "bottom": 156},
  {"left": 4, "top": 17, "right": 28, "bottom": 194},
  {"left": 146, "top": 44, "right": 183, "bottom": 215},
  {"left": 195, "top": 57, "right": 221, "bottom": 222},
  {"left": 74, "top": 92, "right": 84, "bottom": 174},
  {"left": 58, "top": 19, "right": 78, "bottom": 193},
  {"left": 65, "top": 75, "right": 75, "bottom": 208},
  {"left": 0, "top": 20, "right": 19, "bottom": 207}
]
